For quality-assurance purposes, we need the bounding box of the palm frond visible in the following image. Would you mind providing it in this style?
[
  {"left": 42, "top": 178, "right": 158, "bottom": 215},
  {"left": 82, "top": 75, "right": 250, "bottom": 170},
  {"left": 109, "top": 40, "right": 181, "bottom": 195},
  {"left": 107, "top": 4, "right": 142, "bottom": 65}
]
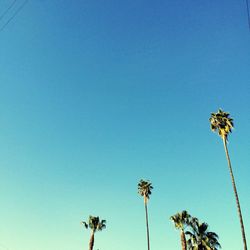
[
  {"left": 81, "top": 221, "right": 88, "bottom": 229},
  {"left": 185, "top": 217, "right": 221, "bottom": 250}
]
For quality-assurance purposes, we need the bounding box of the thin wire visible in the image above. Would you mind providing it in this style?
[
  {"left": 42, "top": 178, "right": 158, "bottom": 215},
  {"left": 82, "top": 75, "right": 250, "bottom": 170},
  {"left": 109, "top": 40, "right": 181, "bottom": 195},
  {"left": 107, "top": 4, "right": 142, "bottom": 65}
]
[
  {"left": 0, "top": 0, "right": 28, "bottom": 32},
  {"left": 245, "top": 0, "right": 250, "bottom": 30},
  {"left": 0, "top": 0, "right": 18, "bottom": 21}
]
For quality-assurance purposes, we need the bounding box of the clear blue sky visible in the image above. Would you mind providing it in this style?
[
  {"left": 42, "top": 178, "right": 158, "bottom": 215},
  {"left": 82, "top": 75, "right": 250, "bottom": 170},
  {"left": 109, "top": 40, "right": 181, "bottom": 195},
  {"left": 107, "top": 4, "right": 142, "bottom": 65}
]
[{"left": 0, "top": 0, "right": 250, "bottom": 250}]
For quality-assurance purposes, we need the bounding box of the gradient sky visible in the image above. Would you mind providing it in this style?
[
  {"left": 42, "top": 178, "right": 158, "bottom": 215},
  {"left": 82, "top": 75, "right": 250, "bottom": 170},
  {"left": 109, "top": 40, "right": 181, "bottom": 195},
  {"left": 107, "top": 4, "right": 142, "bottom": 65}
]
[{"left": 0, "top": 1, "right": 250, "bottom": 250}]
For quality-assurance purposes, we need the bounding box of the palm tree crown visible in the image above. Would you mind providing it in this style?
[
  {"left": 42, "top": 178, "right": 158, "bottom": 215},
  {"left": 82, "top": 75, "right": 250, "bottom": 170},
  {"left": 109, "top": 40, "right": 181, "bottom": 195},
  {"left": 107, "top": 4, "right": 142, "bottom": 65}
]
[
  {"left": 209, "top": 109, "right": 234, "bottom": 140},
  {"left": 138, "top": 179, "right": 153, "bottom": 203},
  {"left": 170, "top": 210, "right": 191, "bottom": 230},
  {"left": 186, "top": 218, "right": 221, "bottom": 250},
  {"left": 82, "top": 216, "right": 106, "bottom": 232}
]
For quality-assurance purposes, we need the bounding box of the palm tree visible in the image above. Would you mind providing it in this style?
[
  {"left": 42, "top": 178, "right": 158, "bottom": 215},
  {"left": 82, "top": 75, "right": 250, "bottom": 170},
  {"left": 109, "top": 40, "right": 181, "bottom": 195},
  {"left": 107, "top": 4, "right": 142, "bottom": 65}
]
[
  {"left": 138, "top": 179, "right": 153, "bottom": 250},
  {"left": 210, "top": 109, "right": 247, "bottom": 250},
  {"left": 170, "top": 210, "right": 191, "bottom": 250},
  {"left": 81, "top": 215, "right": 106, "bottom": 250},
  {"left": 186, "top": 217, "right": 221, "bottom": 250}
]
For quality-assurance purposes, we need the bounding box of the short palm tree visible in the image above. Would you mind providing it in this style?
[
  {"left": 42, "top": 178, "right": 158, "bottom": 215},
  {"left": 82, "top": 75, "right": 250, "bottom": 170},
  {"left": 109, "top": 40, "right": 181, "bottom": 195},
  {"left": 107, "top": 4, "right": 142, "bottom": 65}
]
[
  {"left": 186, "top": 217, "right": 221, "bottom": 250},
  {"left": 81, "top": 215, "right": 106, "bottom": 250},
  {"left": 138, "top": 179, "right": 153, "bottom": 250},
  {"left": 210, "top": 109, "right": 247, "bottom": 250},
  {"left": 170, "top": 210, "right": 191, "bottom": 250}
]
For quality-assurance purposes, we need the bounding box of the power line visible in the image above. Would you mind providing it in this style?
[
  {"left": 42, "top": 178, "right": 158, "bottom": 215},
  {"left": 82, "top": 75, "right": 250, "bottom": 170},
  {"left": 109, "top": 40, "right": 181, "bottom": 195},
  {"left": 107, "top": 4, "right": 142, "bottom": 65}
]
[
  {"left": 245, "top": 0, "right": 250, "bottom": 30},
  {"left": 0, "top": 0, "right": 18, "bottom": 21},
  {"left": 0, "top": 0, "right": 28, "bottom": 33}
]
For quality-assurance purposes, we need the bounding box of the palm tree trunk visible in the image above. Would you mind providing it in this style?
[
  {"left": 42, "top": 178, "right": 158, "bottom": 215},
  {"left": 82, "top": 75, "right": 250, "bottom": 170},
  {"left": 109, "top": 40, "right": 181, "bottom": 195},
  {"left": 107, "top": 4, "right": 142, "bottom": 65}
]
[
  {"left": 89, "top": 230, "right": 95, "bottom": 250},
  {"left": 144, "top": 198, "right": 150, "bottom": 250},
  {"left": 222, "top": 137, "right": 248, "bottom": 250},
  {"left": 180, "top": 229, "right": 187, "bottom": 250}
]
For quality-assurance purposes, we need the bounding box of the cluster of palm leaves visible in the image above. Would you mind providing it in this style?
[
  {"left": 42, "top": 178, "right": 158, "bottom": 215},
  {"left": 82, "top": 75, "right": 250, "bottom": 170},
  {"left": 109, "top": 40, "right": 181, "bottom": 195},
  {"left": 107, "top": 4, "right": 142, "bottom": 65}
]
[
  {"left": 170, "top": 211, "right": 221, "bottom": 250},
  {"left": 80, "top": 109, "right": 248, "bottom": 250}
]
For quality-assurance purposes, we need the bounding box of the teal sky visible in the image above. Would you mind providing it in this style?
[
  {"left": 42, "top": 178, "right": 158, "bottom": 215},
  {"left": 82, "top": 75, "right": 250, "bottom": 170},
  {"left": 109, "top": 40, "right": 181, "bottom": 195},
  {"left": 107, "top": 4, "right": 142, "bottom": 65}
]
[{"left": 0, "top": 1, "right": 250, "bottom": 250}]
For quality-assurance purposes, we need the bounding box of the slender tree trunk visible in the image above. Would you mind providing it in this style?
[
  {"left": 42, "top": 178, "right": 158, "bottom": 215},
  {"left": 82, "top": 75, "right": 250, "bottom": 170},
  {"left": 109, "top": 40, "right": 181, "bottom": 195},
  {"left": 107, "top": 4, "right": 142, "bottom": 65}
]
[
  {"left": 89, "top": 230, "right": 95, "bottom": 250},
  {"left": 180, "top": 229, "right": 187, "bottom": 250},
  {"left": 144, "top": 196, "right": 150, "bottom": 250},
  {"left": 222, "top": 137, "right": 248, "bottom": 250}
]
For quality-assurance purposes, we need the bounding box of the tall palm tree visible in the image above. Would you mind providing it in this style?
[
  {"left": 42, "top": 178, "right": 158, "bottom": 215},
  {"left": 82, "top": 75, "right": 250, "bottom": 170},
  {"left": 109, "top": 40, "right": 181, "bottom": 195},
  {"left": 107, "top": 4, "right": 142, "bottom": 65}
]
[
  {"left": 81, "top": 215, "right": 106, "bottom": 250},
  {"left": 138, "top": 179, "right": 153, "bottom": 250},
  {"left": 210, "top": 109, "right": 247, "bottom": 250},
  {"left": 170, "top": 210, "right": 191, "bottom": 250},
  {"left": 186, "top": 217, "right": 221, "bottom": 250}
]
